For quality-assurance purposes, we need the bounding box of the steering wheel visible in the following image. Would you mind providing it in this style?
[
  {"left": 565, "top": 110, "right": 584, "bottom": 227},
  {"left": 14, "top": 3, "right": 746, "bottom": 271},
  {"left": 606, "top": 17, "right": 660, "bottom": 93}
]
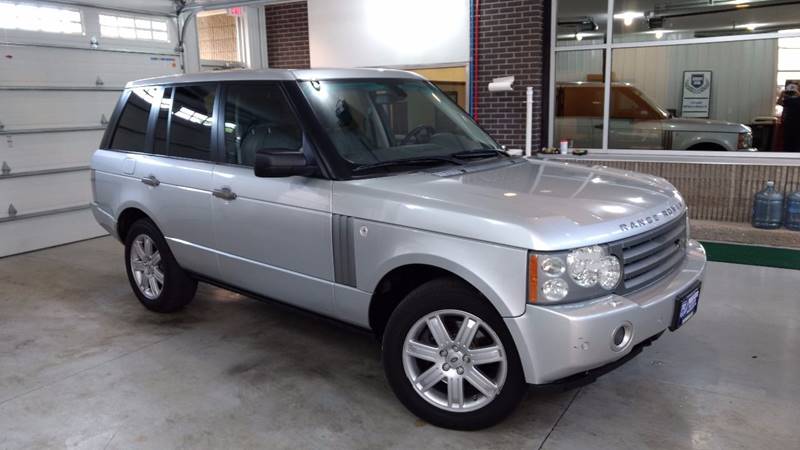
[{"left": 400, "top": 125, "right": 436, "bottom": 145}]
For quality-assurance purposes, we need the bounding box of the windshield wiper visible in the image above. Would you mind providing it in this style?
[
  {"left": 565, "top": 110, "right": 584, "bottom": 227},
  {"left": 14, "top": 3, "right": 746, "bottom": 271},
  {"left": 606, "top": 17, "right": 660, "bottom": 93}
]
[
  {"left": 352, "top": 156, "right": 463, "bottom": 173},
  {"left": 450, "top": 149, "right": 509, "bottom": 160}
]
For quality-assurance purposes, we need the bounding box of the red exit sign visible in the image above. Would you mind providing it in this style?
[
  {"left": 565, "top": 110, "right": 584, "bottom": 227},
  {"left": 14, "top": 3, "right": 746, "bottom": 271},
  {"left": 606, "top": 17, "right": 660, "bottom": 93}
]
[{"left": 228, "top": 7, "right": 243, "bottom": 16}]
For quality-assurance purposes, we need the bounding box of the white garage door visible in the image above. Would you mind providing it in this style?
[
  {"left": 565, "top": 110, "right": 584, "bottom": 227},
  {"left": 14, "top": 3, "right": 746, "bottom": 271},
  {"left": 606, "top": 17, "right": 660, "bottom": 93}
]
[{"left": 0, "top": 1, "right": 182, "bottom": 256}]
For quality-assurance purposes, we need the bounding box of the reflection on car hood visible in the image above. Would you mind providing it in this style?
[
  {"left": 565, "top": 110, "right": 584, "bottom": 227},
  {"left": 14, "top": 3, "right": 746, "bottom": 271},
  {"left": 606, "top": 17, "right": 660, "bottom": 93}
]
[
  {"left": 664, "top": 117, "right": 749, "bottom": 133},
  {"left": 333, "top": 159, "right": 686, "bottom": 251}
]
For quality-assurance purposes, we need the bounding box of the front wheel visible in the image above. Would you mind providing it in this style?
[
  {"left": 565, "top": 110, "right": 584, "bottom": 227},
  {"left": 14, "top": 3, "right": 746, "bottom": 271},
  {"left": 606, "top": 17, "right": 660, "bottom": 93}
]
[{"left": 382, "top": 278, "right": 526, "bottom": 430}]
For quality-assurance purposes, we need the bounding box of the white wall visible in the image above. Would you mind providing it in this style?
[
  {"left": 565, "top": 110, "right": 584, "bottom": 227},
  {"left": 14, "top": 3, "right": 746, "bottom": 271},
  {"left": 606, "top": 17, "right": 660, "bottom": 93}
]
[
  {"left": 555, "top": 40, "right": 778, "bottom": 125},
  {"left": 307, "top": 0, "right": 469, "bottom": 68}
]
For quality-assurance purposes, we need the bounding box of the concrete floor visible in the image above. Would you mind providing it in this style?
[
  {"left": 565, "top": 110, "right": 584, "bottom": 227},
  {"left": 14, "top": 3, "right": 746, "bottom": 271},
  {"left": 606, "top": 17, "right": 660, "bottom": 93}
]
[{"left": 0, "top": 237, "right": 798, "bottom": 449}]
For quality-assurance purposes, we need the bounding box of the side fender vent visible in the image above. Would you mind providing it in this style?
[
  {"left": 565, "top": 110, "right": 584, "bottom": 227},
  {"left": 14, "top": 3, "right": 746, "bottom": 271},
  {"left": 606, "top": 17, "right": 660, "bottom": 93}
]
[{"left": 332, "top": 214, "right": 357, "bottom": 287}]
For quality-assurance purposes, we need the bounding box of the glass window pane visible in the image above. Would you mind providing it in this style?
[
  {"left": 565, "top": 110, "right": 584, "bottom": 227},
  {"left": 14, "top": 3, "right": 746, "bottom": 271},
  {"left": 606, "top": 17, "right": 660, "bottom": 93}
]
[
  {"left": 117, "top": 17, "right": 135, "bottom": 28},
  {"left": 609, "top": 40, "right": 793, "bottom": 151},
  {"left": 779, "top": 49, "right": 800, "bottom": 71},
  {"left": 0, "top": 3, "right": 82, "bottom": 34},
  {"left": 197, "top": 11, "right": 241, "bottom": 62},
  {"left": 300, "top": 79, "right": 499, "bottom": 166},
  {"left": 99, "top": 14, "right": 116, "bottom": 26},
  {"left": 119, "top": 27, "right": 136, "bottom": 39},
  {"left": 110, "top": 88, "right": 157, "bottom": 152},
  {"left": 152, "top": 31, "right": 168, "bottom": 41},
  {"left": 223, "top": 84, "right": 303, "bottom": 166},
  {"left": 556, "top": 0, "right": 607, "bottom": 47},
  {"left": 554, "top": 49, "right": 605, "bottom": 149},
  {"left": 614, "top": 0, "right": 800, "bottom": 43},
  {"left": 778, "top": 72, "right": 800, "bottom": 87},
  {"left": 152, "top": 20, "right": 167, "bottom": 31},
  {"left": 169, "top": 85, "right": 216, "bottom": 160}
]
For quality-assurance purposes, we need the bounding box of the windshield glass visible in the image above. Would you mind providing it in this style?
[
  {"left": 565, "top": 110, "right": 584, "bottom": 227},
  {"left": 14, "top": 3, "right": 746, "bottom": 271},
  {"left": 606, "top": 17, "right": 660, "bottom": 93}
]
[
  {"left": 300, "top": 79, "right": 499, "bottom": 167},
  {"left": 629, "top": 86, "right": 669, "bottom": 120}
]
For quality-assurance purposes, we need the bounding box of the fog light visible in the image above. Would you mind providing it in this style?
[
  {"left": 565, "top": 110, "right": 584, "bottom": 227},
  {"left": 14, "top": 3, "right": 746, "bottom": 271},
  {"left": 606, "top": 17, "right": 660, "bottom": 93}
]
[{"left": 611, "top": 323, "right": 633, "bottom": 351}]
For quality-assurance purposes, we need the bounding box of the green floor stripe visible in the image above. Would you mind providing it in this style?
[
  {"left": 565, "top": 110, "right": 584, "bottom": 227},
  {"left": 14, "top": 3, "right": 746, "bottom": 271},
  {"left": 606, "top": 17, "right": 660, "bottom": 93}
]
[{"left": 700, "top": 241, "right": 800, "bottom": 270}]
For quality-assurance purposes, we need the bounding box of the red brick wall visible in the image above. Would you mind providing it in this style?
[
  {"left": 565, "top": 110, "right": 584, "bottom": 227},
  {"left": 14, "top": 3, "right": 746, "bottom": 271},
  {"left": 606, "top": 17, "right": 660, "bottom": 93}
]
[
  {"left": 265, "top": 1, "right": 310, "bottom": 69},
  {"left": 473, "top": 0, "right": 547, "bottom": 150}
]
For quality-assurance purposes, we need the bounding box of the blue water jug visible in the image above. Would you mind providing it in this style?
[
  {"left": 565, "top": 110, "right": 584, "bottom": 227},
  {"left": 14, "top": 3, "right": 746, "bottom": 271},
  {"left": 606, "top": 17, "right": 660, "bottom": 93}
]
[
  {"left": 752, "top": 181, "right": 783, "bottom": 229},
  {"left": 785, "top": 190, "right": 800, "bottom": 231}
]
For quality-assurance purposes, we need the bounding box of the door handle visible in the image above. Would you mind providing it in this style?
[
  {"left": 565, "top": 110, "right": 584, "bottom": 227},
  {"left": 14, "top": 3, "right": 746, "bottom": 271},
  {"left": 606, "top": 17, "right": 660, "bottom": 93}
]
[
  {"left": 212, "top": 187, "right": 237, "bottom": 201},
  {"left": 141, "top": 175, "right": 160, "bottom": 187}
]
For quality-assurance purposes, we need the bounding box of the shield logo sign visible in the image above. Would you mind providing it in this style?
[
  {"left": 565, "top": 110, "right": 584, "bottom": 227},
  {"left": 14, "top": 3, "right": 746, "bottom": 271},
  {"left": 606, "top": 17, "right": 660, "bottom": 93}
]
[{"left": 691, "top": 74, "right": 705, "bottom": 89}]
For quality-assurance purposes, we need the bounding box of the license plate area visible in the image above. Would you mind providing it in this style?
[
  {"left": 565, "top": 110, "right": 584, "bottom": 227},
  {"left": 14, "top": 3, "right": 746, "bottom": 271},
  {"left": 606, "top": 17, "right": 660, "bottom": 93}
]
[{"left": 670, "top": 282, "right": 701, "bottom": 331}]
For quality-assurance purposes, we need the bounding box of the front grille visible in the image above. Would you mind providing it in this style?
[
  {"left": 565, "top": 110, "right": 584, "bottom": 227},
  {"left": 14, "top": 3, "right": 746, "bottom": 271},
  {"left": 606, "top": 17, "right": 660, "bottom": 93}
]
[{"left": 612, "top": 213, "right": 687, "bottom": 294}]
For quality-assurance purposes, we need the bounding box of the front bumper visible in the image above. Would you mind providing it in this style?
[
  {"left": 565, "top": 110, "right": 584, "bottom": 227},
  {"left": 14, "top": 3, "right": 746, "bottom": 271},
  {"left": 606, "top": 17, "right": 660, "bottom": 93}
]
[{"left": 505, "top": 239, "right": 706, "bottom": 385}]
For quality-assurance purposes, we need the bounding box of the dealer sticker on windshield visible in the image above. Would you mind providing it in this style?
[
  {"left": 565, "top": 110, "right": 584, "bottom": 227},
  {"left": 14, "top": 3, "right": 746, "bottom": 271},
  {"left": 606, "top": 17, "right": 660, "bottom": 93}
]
[{"left": 670, "top": 283, "right": 701, "bottom": 331}]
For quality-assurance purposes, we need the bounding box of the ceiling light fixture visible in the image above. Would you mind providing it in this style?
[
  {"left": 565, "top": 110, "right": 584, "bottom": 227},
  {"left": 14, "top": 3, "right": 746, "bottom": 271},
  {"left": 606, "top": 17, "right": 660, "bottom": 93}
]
[{"left": 614, "top": 11, "right": 644, "bottom": 26}]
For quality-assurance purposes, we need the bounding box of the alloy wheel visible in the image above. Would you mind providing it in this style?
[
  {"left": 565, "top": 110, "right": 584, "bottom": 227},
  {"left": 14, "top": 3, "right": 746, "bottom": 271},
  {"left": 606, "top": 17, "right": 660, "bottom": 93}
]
[
  {"left": 402, "top": 309, "right": 508, "bottom": 413},
  {"left": 129, "top": 234, "right": 164, "bottom": 300}
]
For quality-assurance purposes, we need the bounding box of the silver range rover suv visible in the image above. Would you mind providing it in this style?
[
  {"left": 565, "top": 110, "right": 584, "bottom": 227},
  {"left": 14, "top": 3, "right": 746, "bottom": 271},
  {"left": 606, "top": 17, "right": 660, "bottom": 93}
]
[{"left": 91, "top": 68, "right": 706, "bottom": 430}]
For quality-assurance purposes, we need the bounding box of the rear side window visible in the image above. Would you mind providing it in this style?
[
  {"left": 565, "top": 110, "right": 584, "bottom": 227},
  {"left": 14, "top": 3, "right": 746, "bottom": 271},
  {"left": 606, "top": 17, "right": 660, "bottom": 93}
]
[
  {"left": 168, "top": 85, "right": 216, "bottom": 160},
  {"left": 222, "top": 83, "right": 303, "bottom": 166},
  {"left": 110, "top": 87, "right": 156, "bottom": 152}
]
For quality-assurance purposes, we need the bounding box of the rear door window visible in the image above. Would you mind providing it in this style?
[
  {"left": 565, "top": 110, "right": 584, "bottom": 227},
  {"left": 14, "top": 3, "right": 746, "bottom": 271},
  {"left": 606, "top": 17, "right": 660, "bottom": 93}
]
[
  {"left": 168, "top": 85, "right": 217, "bottom": 160},
  {"left": 109, "top": 87, "right": 158, "bottom": 152}
]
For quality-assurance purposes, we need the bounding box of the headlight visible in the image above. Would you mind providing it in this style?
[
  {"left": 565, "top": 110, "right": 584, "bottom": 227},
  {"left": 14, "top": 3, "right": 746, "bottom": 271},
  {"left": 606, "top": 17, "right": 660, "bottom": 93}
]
[
  {"left": 566, "top": 245, "right": 621, "bottom": 290},
  {"left": 598, "top": 255, "right": 621, "bottom": 290},
  {"left": 540, "top": 256, "right": 565, "bottom": 276},
  {"left": 542, "top": 278, "right": 569, "bottom": 301},
  {"left": 566, "top": 245, "right": 604, "bottom": 287},
  {"left": 529, "top": 246, "right": 622, "bottom": 304},
  {"left": 738, "top": 132, "right": 752, "bottom": 150}
]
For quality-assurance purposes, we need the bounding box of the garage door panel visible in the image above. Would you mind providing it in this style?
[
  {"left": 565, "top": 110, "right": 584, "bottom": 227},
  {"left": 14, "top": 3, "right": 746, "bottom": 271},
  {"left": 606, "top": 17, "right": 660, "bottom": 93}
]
[
  {"left": 0, "top": 170, "right": 91, "bottom": 219},
  {"left": 0, "top": 46, "right": 181, "bottom": 88},
  {"left": 0, "top": 131, "right": 104, "bottom": 173},
  {"left": 0, "top": 91, "right": 121, "bottom": 129},
  {"left": 0, "top": 208, "right": 105, "bottom": 257},
  {"left": 1, "top": 6, "right": 184, "bottom": 256}
]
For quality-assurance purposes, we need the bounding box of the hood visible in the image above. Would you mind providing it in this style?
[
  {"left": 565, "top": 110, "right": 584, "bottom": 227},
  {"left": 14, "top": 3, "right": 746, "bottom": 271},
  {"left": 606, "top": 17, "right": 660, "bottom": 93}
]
[
  {"left": 664, "top": 117, "right": 750, "bottom": 133},
  {"left": 332, "top": 158, "right": 686, "bottom": 251}
]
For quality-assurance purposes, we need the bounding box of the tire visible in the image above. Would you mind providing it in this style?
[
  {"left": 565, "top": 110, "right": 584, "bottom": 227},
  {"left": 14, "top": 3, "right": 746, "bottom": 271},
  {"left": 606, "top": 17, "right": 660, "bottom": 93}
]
[
  {"left": 124, "top": 218, "right": 197, "bottom": 313},
  {"left": 382, "top": 278, "right": 527, "bottom": 430}
]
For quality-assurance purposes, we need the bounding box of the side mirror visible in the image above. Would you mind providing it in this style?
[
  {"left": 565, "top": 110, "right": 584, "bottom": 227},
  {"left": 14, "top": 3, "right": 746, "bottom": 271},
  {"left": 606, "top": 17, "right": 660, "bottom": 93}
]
[{"left": 254, "top": 150, "right": 316, "bottom": 178}]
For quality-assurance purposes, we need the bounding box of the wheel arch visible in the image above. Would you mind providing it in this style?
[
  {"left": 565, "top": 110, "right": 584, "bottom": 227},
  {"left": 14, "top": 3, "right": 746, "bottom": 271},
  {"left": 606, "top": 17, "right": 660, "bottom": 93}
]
[
  {"left": 115, "top": 203, "right": 164, "bottom": 242},
  {"left": 686, "top": 142, "right": 728, "bottom": 151},
  {"left": 367, "top": 257, "right": 510, "bottom": 339}
]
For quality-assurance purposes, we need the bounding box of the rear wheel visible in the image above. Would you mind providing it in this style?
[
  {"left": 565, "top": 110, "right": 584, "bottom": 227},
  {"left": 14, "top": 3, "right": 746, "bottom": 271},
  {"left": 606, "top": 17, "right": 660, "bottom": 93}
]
[
  {"left": 382, "top": 278, "right": 526, "bottom": 430},
  {"left": 124, "top": 219, "right": 197, "bottom": 313}
]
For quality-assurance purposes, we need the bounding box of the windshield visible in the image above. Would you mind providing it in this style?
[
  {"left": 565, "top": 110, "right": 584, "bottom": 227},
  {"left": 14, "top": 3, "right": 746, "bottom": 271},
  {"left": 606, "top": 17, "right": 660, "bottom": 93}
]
[
  {"left": 300, "top": 79, "right": 500, "bottom": 168},
  {"left": 627, "top": 86, "right": 669, "bottom": 120}
]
